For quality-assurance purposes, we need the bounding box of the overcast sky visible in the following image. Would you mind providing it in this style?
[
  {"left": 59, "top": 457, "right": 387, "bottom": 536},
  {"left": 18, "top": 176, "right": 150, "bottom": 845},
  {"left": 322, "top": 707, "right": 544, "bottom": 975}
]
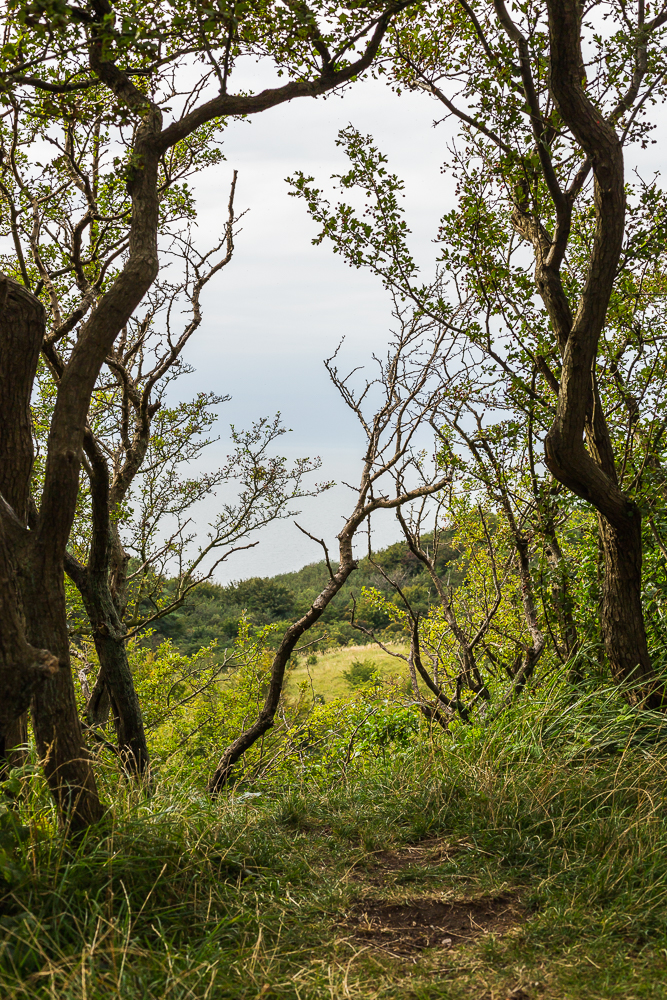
[
  {"left": 172, "top": 71, "right": 457, "bottom": 583},
  {"left": 163, "top": 58, "right": 666, "bottom": 586}
]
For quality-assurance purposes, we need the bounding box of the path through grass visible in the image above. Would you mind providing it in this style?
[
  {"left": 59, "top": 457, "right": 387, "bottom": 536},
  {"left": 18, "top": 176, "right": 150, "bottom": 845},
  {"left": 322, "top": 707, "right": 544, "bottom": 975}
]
[{"left": 2, "top": 704, "right": 667, "bottom": 999}]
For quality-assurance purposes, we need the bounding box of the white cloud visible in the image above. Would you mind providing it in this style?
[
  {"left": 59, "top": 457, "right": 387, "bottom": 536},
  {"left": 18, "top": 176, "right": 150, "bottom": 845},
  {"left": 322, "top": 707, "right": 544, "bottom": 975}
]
[{"left": 169, "top": 75, "right": 456, "bottom": 581}]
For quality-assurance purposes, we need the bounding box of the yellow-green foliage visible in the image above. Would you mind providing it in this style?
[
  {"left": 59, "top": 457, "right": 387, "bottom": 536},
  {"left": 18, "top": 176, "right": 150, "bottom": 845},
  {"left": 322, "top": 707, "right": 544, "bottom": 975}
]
[
  {"left": 72, "top": 618, "right": 416, "bottom": 788},
  {"left": 130, "top": 617, "right": 281, "bottom": 775},
  {"left": 423, "top": 497, "right": 527, "bottom": 668},
  {"left": 361, "top": 496, "right": 539, "bottom": 705},
  {"left": 265, "top": 694, "right": 423, "bottom": 785},
  {"left": 118, "top": 620, "right": 420, "bottom": 787}
]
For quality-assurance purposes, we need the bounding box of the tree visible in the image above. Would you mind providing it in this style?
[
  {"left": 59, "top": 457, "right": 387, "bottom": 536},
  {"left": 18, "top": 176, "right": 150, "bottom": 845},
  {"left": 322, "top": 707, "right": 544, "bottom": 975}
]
[
  {"left": 208, "top": 299, "right": 457, "bottom": 790},
  {"left": 0, "top": 280, "right": 58, "bottom": 761},
  {"left": 291, "top": 0, "right": 667, "bottom": 702},
  {"left": 39, "top": 160, "right": 321, "bottom": 775},
  {"left": 0, "top": 0, "right": 419, "bottom": 827},
  {"left": 351, "top": 393, "right": 557, "bottom": 721},
  {"left": 386, "top": 0, "right": 667, "bottom": 703},
  {"left": 67, "top": 371, "right": 324, "bottom": 772}
]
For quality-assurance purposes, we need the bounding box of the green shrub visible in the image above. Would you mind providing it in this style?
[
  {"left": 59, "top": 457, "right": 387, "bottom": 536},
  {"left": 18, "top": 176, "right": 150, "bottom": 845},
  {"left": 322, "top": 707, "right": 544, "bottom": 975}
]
[{"left": 342, "top": 658, "right": 377, "bottom": 687}]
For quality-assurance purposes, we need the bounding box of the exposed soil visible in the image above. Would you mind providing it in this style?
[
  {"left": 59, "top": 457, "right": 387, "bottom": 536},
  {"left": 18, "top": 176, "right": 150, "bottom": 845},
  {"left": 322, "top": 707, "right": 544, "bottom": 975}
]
[
  {"left": 479, "top": 991, "right": 532, "bottom": 1000},
  {"left": 373, "top": 837, "right": 468, "bottom": 871},
  {"left": 350, "top": 837, "right": 470, "bottom": 885},
  {"left": 346, "top": 893, "right": 522, "bottom": 956}
]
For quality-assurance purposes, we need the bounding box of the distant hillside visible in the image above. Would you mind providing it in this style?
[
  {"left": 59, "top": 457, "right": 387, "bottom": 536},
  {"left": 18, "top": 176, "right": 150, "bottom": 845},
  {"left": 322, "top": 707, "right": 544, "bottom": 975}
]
[{"left": 148, "top": 533, "right": 464, "bottom": 658}]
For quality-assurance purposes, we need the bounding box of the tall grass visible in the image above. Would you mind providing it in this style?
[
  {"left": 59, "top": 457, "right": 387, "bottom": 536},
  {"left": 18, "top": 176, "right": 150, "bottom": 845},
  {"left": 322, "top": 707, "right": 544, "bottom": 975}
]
[{"left": 1, "top": 679, "right": 667, "bottom": 998}]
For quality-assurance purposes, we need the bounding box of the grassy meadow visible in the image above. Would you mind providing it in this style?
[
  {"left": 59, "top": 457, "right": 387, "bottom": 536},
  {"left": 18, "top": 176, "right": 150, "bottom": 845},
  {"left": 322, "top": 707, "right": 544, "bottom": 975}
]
[{"left": 286, "top": 644, "right": 410, "bottom": 702}]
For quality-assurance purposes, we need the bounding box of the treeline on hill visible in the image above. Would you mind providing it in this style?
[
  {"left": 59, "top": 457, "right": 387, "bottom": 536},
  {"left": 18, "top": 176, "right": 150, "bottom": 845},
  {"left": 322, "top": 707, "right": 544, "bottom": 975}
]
[{"left": 146, "top": 534, "right": 464, "bottom": 657}]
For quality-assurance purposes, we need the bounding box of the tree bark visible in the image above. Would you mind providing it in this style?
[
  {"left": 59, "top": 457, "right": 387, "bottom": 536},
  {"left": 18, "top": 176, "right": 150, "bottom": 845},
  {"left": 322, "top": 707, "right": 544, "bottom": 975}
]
[
  {"left": 597, "top": 512, "right": 656, "bottom": 700},
  {"left": 0, "top": 277, "right": 99, "bottom": 822},
  {"left": 0, "top": 523, "right": 58, "bottom": 755},
  {"left": 509, "top": 532, "right": 546, "bottom": 697},
  {"left": 22, "top": 550, "right": 104, "bottom": 828},
  {"left": 543, "top": 521, "right": 578, "bottom": 660},
  {"left": 0, "top": 276, "right": 58, "bottom": 758},
  {"left": 540, "top": 516, "right": 581, "bottom": 685},
  {"left": 64, "top": 412, "right": 149, "bottom": 775},
  {"left": 0, "top": 274, "right": 101, "bottom": 819},
  {"left": 67, "top": 550, "right": 148, "bottom": 773},
  {"left": 3, "top": 711, "right": 28, "bottom": 769},
  {"left": 85, "top": 667, "right": 111, "bottom": 728},
  {"left": 538, "top": 0, "right": 662, "bottom": 704},
  {"left": 0, "top": 274, "right": 43, "bottom": 522}
]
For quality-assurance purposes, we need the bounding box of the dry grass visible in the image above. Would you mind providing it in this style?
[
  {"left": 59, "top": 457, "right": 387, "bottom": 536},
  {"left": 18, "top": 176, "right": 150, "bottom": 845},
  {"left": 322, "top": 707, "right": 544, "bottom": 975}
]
[{"left": 286, "top": 643, "right": 410, "bottom": 701}]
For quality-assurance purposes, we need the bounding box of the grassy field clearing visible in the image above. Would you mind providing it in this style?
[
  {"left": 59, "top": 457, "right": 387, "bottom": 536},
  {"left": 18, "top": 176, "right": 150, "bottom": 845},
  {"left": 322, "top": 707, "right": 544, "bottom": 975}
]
[{"left": 286, "top": 644, "right": 410, "bottom": 702}]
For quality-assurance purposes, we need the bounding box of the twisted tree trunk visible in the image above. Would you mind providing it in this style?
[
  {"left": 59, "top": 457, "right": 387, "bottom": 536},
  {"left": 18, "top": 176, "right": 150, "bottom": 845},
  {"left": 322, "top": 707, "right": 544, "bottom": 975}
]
[
  {"left": 208, "top": 535, "right": 359, "bottom": 793},
  {"left": 0, "top": 277, "right": 100, "bottom": 823},
  {"left": 541, "top": 0, "right": 661, "bottom": 704},
  {"left": 67, "top": 549, "right": 148, "bottom": 774},
  {"left": 23, "top": 549, "right": 104, "bottom": 828}
]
